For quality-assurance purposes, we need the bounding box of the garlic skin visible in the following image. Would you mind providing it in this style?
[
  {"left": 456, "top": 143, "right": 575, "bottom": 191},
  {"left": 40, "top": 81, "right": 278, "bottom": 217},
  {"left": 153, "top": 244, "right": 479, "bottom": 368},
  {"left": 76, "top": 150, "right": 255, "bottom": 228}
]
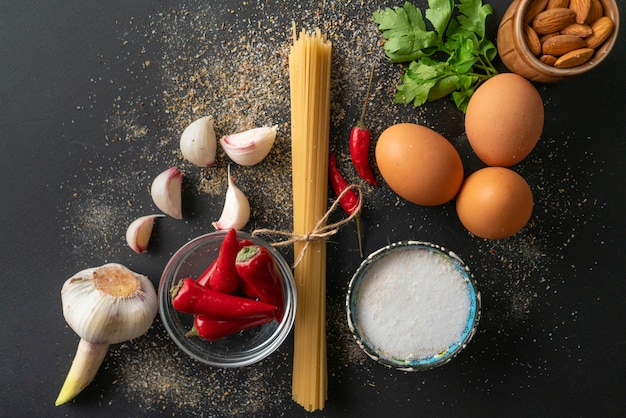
[
  {"left": 56, "top": 263, "right": 158, "bottom": 406},
  {"left": 212, "top": 165, "right": 250, "bottom": 231},
  {"left": 220, "top": 125, "right": 277, "bottom": 166},
  {"left": 180, "top": 116, "right": 217, "bottom": 167},
  {"left": 151, "top": 167, "right": 183, "bottom": 219},
  {"left": 126, "top": 214, "right": 164, "bottom": 253},
  {"left": 61, "top": 264, "right": 158, "bottom": 344}
]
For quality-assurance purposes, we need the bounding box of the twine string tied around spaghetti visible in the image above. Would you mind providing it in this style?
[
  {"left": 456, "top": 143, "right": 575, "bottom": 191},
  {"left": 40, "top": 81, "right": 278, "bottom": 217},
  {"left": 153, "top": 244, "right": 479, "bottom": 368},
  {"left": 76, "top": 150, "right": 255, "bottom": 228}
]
[{"left": 252, "top": 184, "right": 363, "bottom": 267}]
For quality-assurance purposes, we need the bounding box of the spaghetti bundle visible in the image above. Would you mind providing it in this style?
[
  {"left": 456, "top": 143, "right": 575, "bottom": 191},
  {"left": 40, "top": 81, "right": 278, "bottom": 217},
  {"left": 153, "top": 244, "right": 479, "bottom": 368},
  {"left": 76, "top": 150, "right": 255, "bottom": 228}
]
[{"left": 288, "top": 24, "right": 332, "bottom": 412}]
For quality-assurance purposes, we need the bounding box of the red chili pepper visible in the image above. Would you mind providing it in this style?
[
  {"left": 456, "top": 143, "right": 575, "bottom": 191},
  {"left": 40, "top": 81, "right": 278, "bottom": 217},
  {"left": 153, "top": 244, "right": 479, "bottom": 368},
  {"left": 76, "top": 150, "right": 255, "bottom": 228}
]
[
  {"left": 187, "top": 314, "right": 274, "bottom": 341},
  {"left": 349, "top": 66, "right": 377, "bottom": 186},
  {"left": 236, "top": 245, "right": 285, "bottom": 320},
  {"left": 236, "top": 238, "right": 258, "bottom": 298},
  {"left": 238, "top": 239, "right": 254, "bottom": 248},
  {"left": 171, "top": 278, "right": 277, "bottom": 319},
  {"left": 197, "top": 237, "right": 253, "bottom": 288},
  {"left": 196, "top": 259, "right": 217, "bottom": 287},
  {"left": 329, "top": 153, "right": 363, "bottom": 257},
  {"left": 208, "top": 228, "right": 240, "bottom": 294},
  {"left": 239, "top": 276, "right": 258, "bottom": 299}
]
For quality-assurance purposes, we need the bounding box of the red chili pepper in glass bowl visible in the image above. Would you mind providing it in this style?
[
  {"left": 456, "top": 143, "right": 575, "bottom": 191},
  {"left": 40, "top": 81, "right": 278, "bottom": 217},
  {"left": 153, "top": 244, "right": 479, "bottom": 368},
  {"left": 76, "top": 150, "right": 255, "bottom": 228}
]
[
  {"left": 171, "top": 278, "right": 277, "bottom": 319},
  {"left": 329, "top": 153, "right": 363, "bottom": 257},
  {"left": 195, "top": 259, "right": 217, "bottom": 287},
  {"left": 349, "top": 66, "right": 377, "bottom": 186},
  {"left": 207, "top": 228, "right": 240, "bottom": 294},
  {"left": 198, "top": 236, "right": 254, "bottom": 289},
  {"left": 187, "top": 314, "right": 275, "bottom": 341},
  {"left": 236, "top": 245, "right": 285, "bottom": 320},
  {"left": 159, "top": 230, "right": 297, "bottom": 366}
]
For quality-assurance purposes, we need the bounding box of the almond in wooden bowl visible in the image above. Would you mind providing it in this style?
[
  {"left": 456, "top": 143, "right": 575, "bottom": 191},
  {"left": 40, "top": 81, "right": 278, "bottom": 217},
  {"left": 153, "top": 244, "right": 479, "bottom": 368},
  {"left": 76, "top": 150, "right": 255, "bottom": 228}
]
[{"left": 497, "top": 0, "right": 619, "bottom": 82}]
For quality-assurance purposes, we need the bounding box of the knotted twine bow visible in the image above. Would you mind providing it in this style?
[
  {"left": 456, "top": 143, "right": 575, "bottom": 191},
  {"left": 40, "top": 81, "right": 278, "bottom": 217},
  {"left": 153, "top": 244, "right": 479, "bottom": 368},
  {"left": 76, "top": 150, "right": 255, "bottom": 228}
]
[{"left": 252, "top": 184, "right": 363, "bottom": 267}]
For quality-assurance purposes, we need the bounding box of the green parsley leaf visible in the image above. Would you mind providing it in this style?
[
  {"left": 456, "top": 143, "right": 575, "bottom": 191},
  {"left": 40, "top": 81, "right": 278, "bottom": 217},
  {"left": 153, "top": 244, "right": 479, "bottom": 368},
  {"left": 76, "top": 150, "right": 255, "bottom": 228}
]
[
  {"left": 373, "top": 3, "right": 439, "bottom": 63},
  {"left": 373, "top": 0, "right": 498, "bottom": 112},
  {"left": 456, "top": 0, "right": 493, "bottom": 39},
  {"left": 424, "top": 0, "right": 454, "bottom": 41},
  {"left": 429, "top": 75, "right": 460, "bottom": 101},
  {"left": 480, "top": 39, "right": 498, "bottom": 62},
  {"left": 451, "top": 85, "right": 475, "bottom": 112}
]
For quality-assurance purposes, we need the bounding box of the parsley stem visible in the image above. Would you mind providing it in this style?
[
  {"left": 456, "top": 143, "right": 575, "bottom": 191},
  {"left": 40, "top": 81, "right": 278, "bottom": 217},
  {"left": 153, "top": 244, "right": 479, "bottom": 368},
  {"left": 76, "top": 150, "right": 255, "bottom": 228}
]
[{"left": 474, "top": 56, "right": 498, "bottom": 77}]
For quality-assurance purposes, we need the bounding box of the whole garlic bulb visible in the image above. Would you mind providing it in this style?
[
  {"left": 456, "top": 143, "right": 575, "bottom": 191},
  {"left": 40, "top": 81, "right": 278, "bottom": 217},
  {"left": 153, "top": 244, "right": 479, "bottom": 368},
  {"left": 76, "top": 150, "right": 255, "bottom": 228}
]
[
  {"left": 56, "top": 263, "right": 158, "bottom": 406},
  {"left": 180, "top": 116, "right": 217, "bottom": 167}
]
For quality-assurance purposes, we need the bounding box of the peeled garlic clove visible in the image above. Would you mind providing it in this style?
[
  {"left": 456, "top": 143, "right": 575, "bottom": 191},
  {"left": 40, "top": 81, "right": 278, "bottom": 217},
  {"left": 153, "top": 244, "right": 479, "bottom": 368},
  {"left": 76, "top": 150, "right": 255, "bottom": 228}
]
[
  {"left": 151, "top": 167, "right": 183, "bottom": 219},
  {"left": 220, "top": 125, "right": 277, "bottom": 166},
  {"left": 125, "top": 214, "right": 164, "bottom": 253},
  {"left": 180, "top": 116, "right": 217, "bottom": 167},
  {"left": 212, "top": 165, "right": 250, "bottom": 231}
]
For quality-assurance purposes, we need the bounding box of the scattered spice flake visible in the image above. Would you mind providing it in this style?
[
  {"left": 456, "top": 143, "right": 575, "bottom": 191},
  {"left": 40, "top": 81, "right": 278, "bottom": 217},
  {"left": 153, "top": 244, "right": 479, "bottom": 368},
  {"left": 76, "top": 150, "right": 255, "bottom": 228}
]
[
  {"left": 107, "top": 321, "right": 292, "bottom": 416},
  {"left": 66, "top": 1, "right": 400, "bottom": 414},
  {"left": 60, "top": 0, "right": 600, "bottom": 414}
]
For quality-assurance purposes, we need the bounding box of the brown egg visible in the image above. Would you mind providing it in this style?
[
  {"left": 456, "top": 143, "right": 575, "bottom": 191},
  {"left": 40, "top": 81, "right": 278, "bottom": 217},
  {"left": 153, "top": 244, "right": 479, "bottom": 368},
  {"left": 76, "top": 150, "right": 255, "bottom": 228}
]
[
  {"left": 375, "top": 123, "right": 464, "bottom": 206},
  {"left": 456, "top": 167, "right": 533, "bottom": 239},
  {"left": 465, "top": 73, "right": 544, "bottom": 167}
]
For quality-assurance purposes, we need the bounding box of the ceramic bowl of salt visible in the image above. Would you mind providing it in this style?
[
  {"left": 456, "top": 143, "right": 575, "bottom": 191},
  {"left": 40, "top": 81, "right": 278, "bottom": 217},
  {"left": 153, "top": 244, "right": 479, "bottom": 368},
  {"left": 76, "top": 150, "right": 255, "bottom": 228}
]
[{"left": 346, "top": 241, "right": 480, "bottom": 371}]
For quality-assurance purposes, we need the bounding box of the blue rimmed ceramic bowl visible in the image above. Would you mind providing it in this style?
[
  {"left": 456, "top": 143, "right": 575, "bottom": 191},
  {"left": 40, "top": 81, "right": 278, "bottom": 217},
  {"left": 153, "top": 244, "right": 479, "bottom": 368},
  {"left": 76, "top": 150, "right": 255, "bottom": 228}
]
[{"left": 346, "top": 241, "right": 480, "bottom": 371}]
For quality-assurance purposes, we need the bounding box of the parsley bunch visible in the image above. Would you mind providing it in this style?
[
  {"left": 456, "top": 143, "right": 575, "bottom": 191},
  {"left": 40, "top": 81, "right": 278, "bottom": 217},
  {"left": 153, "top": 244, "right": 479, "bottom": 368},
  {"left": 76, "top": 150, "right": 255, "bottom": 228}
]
[{"left": 373, "top": 0, "right": 498, "bottom": 112}]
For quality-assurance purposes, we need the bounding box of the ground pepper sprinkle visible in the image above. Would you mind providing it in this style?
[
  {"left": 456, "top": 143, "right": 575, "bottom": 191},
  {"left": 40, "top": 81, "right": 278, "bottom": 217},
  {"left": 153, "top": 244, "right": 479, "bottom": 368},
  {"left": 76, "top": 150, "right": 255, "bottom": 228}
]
[{"left": 59, "top": 0, "right": 601, "bottom": 415}]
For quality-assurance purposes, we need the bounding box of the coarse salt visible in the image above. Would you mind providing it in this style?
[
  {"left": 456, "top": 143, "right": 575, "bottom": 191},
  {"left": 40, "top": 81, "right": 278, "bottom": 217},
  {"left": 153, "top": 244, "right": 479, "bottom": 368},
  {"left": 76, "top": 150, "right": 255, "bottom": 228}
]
[{"left": 354, "top": 247, "right": 471, "bottom": 361}]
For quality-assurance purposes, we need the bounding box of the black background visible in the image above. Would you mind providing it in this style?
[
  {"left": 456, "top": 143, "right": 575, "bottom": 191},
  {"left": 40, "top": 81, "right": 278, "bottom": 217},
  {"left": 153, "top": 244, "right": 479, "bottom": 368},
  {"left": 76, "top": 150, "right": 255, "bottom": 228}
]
[{"left": 1, "top": 0, "right": 625, "bottom": 417}]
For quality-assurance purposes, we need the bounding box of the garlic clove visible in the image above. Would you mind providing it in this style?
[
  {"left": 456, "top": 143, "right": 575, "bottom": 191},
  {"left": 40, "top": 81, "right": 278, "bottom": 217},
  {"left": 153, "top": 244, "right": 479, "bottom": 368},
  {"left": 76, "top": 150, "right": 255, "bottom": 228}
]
[
  {"left": 57, "top": 263, "right": 158, "bottom": 405},
  {"left": 125, "top": 214, "right": 165, "bottom": 253},
  {"left": 151, "top": 167, "right": 183, "bottom": 219},
  {"left": 212, "top": 165, "right": 250, "bottom": 231},
  {"left": 220, "top": 125, "right": 277, "bottom": 166},
  {"left": 180, "top": 116, "right": 217, "bottom": 167}
]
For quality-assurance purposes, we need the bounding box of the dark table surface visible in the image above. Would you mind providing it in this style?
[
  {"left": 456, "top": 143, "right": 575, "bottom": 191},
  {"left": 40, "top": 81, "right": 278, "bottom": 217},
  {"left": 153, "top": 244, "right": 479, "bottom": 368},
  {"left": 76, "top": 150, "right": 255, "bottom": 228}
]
[{"left": 2, "top": 0, "right": 625, "bottom": 417}]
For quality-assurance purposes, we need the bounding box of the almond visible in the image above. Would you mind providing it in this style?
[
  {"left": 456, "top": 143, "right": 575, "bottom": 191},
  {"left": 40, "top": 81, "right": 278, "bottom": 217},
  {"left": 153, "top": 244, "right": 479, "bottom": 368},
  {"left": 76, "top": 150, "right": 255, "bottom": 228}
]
[
  {"left": 539, "top": 32, "right": 561, "bottom": 43},
  {"left": 542, "top": 34, "right": 586, "bottom": 55},
  {"left": 586, "top": 0, "right": 604, "bottom": 24},
  {"left": 554, "top": 47, "right": 595, "bottom": 67},
  {"left": 532, "top": 8, "right": 576, "bottom": 35},
  {"left": 539, "top": 54, "right": 559, "bottom": 66},
  {"left": 524, "top": 0, "right": 550, "bottom": 24},
  {"left": 585, "top": 16, "right": 614, "bottom": 49},
  {"left": 524, "top": 25, "right": 542, "bottom": 56},
  {"left": 547, "top": 0, "right": 570, "bottom": 9},
  {"left": 560, "top": 23, "right": 593, "bottom": 37},
  {"left": 569, "top": 0, "right": 591, "bottom": 24}
]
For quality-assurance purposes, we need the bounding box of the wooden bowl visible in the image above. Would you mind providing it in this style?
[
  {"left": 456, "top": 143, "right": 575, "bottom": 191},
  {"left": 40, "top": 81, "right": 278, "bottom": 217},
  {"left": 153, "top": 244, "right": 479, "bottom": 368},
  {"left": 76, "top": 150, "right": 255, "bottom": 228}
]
[{"left": 497, "top": 0, "right": 619, "bottom": 82}]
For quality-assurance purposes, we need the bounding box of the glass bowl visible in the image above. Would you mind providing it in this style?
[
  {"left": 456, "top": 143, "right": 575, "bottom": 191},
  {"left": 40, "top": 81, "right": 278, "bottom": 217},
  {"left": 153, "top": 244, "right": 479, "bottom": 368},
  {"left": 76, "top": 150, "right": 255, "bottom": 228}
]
[
  {"left": 346, "top": 241, "right": 480, "bottom": 371},
  {"left": 159, "top": 230, "right": 296, "bottom": 367}
]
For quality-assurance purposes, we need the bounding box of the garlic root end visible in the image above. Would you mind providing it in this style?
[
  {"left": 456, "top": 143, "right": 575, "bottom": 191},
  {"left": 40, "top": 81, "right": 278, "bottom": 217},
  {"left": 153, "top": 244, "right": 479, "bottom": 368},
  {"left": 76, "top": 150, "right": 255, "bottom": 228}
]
[{"left": 55, "top": 339, "right": 110, "bottom": 406}]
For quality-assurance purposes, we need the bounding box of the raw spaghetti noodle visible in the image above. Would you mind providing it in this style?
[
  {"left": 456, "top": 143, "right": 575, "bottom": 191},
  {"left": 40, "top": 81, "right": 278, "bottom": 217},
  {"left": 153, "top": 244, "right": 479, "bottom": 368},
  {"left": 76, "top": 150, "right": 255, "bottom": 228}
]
[{"left": 288, "top": 24, "right": 332, "bottom": 412}]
